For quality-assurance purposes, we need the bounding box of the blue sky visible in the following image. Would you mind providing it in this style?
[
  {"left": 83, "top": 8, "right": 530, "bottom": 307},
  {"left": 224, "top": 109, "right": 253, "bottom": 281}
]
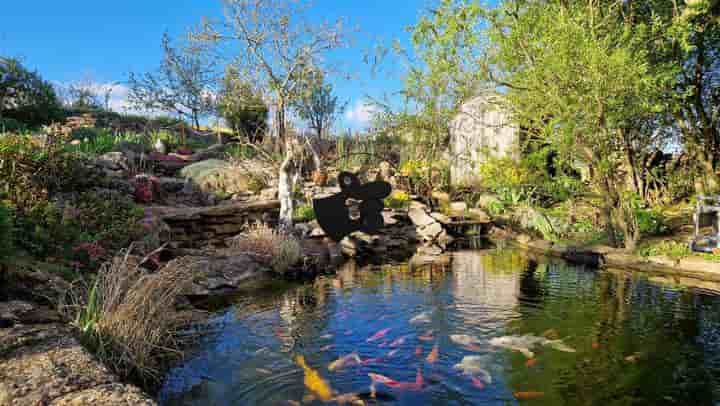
[{"left": 0, "top": 0, "right": 435, "bottom": 130}]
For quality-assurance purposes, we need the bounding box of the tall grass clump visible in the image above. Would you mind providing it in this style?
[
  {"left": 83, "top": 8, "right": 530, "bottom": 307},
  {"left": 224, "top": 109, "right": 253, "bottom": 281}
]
[
  {"left": 61, "top": 250, "right": 197, "bottom": 387},
  {"left": 231, "top": 222, "right": 301, "bottom": 274}
]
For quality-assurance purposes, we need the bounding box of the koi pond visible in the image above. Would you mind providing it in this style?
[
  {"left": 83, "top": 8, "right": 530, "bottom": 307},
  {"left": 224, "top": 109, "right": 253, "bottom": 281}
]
[{"left": 160, "top": 247, "right": 720, "bottom": 405}]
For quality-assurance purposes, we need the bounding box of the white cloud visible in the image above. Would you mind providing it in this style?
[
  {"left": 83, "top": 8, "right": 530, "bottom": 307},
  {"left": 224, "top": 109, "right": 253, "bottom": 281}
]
[{"left": 344, "top": 100, "right": 377, "bottom": 128}]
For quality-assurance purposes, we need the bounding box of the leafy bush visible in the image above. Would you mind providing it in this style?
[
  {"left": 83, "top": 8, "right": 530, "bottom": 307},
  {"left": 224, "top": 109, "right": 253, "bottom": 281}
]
[
  {"left": 399, "top": 158, "right": 449, "bottom": 196},
  {"left": 62, "top": 251, "right": 196, "bottom": 386},
  {"left": 477, "top": 151, "right": 583, "bottom": 206},
  {"left": 230, "top": 222, "right": 302, "bottom": 274},
  {"left": 10, "top": 188, "right": 143, "bottom": 266},
  {"left": 293, "top": 204, "right": 316, "bottom": 222},
  {"left": 0, "top": 56, "right": 63, "bottom": 126},
  {"left": 636, "top": 207, "right": 667, "bottom": 236},
  {"left": 385, "top": 190, "right": 411, "bottom": 209},
  {"left": 638, "top": 240, "right": 691, "bottom": 259},
  {"left": 0, "top": 133, "right": 103, "bottom": 212},
  {"left": 218, "top": 68, "right": 268, "bottom": 141},
  {"left": 0, "top": 117, "right": 27, "bottom": 133}
]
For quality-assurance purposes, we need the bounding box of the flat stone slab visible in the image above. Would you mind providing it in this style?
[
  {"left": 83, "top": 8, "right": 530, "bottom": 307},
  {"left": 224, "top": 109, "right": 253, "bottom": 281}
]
[
  {"left": 0, "top": 321, "right": 156, "bottom": 405},
  {"left": 160, "top": 200, "right": 280, "bottom": 222}
]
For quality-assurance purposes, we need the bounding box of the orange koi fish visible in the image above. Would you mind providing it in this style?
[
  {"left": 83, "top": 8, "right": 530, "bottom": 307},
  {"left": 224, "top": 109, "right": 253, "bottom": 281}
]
[
  {"left": 471, "top": 376, "right": 485, "bottom": 390},
  {"left": 525, "top": 358, "right": 538, "bottom": 368},
  {"left": 295, "top": 355, "right": 334, "bottom": 402},
  {"left": 514, "top": 391, "right": 545, "bottom": 400},
  {"left": 389, "top": 335, "right": 410, "bottom": 347},
  {"left": 360, "top": 356, "right": 383, "bottom": 366},
  {"left": 415, "top": 346, "right": 423, "bottom": 357},
  {"left": 368, "top": 369, "right": 424, "bottom": 391},
  {"left": 367, "top": 328, "right": 391, "bottom": 342},
  {"left": 426, "top": 343, "right": 439, "bottom": 364},
  {"left": 418, "top": 330, "right": 434, "bottom": 341}
]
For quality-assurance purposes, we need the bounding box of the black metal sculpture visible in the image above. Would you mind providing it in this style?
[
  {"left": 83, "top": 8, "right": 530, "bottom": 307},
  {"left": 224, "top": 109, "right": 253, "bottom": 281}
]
[{"left": 313, "top": 172, "right": 392, "bottom": 241}]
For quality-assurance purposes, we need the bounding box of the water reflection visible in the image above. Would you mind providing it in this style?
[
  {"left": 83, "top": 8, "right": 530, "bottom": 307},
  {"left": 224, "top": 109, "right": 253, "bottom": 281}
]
[{"left": 161, "top": 248, "right": 720, "bottom": 405}]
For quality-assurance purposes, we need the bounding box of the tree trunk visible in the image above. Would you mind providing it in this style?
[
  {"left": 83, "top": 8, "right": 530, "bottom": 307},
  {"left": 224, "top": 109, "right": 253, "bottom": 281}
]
[
  {"left": 278, "top": 138, "right": 296, "bottom": 232},
  {"left": 276, "top": 97, "right": 295, "bottom": 232},
  {"left": 598, "top": 174, "right": 620, "bottom": 248}
]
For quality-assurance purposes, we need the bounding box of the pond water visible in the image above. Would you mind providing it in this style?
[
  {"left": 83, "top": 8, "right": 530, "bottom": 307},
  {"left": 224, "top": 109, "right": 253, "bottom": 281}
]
[{"left": 160, "top": 247, "right": 720, "bottom": 405}]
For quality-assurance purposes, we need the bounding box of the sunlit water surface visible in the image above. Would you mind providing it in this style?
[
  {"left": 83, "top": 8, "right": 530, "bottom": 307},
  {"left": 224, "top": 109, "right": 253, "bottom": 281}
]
[{"left": 160, "top": 248, "right": 720, "bottom": 405}]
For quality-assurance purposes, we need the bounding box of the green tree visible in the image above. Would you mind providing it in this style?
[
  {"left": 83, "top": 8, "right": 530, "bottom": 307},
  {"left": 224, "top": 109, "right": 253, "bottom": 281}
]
[
  {"left": 128, "top": 33, "right": 216, "bottom": 129},
  {"left": 218, "top": 66, "right": 268, "bottom": 142},
  {"left": 481, "top": 0, "right": 674, "bottom": 249},
  {"left": 0, "top": 56, "right": 63, "bottom": 126},
  {"left": 365, "top": 0, "right": 487, "bottom": 199},
  {"left": 293, "top": 72, "right": 346, "bottom": 140},
  {"left": 670, "top": 0, "right": 720, "bottom": 194}
]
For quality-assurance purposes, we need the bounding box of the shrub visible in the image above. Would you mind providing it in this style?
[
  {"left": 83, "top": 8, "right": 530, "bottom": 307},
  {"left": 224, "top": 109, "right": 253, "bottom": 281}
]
[
  {"left": 0, "top": 133, "right": 103, "bottom": 212},
  {"left": 638, "top": 240, "right": 691, "bottom": 259},
  {"left": 636, "top": 207, "right": 667, "bottom": 237},
  {"left": 218, "top": 68, "right": 268, "bottom": 142},
  {"left": 62, "top": 251, "right": 196, "bottom": 386},
  {"left": 0, "top": 117, "right": 27, "bottom": 133},
  {"left": 11, "top": 189, "right": 143, "bottom": 265},
  {"left": 385, "top": 190, "right": 411, "bottom": 209},
  {"left": 0, "top": 56, "right": 63, "bottom": 126},
  {"left": 477, "top": 150, "right": 583, "bottom": 206},
  {"left": 293, "top": 204, "right": 316, "bottom": 222},
  {"left": 230, "top": 222, "right": 301, "bottom": 274}
]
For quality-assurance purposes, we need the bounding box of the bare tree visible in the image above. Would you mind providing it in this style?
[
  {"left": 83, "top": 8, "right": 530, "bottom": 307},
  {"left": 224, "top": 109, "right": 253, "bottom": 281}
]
[
  {"left": 194, "top": 0, "right": 347, "bottom": 230},
  {"left": 128, "top": 33, "right": 216, "bottom": 129}
]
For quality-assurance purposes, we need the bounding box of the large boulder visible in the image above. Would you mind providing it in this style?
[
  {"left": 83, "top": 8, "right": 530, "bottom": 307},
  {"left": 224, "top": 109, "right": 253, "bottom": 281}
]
[
  {"left": 182, "top": 253, "right": 269, "bottom": 296},
  {"left": 0, "top": 317, "right": 155, "bottom": 405},
  {"left": 407, "top": 202, "right": 454, "bottom": 251}
]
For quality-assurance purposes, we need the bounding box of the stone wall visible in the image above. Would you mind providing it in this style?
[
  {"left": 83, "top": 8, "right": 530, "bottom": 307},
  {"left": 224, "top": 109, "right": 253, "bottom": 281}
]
[
  {"left": 450, "top": 94, "right": 519, "bottom": 186},
  {"left": 159, "top": 200, "right": 280, "bottom": 248}
]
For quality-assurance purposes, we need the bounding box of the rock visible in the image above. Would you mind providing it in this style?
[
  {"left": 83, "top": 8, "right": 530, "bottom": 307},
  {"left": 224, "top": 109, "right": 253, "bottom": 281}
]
[
  {"left": 449, "top": 201, "right": 468, "bottom": 215},
  {"left": 183, "top": 253, "right": 268, "bottom": 296},
  {"left": 517, "top": 234, "right": 532, "bottom": 245},
  {"left": 476, "top": 193, "right": 501, "bottom": 210},
  {"left": 96, "top": 152, "right": 127, "bottom": 171},
  {"left": 115, "top": 141, "right": 150, "bottom": 156},
  {"left": 430, "top": 212, "right": 451, "bottom": 225},
  {"left": 408, "top": 205, "right": 436, "bottom": 228},
  {"left": 431, "top": 191, "right": 451, "bottom": 203},
  {"left": 308, "top": 220, "right": 326, "bottom": 237},
  {"left": 0, "top": 301, "right": 61, "bottom": 326},
  {"left": 259, "top": 188, "right": 278, "bottom": 200},
  {"left": 407, "top": 203, "right": 453, "bottom": 250},
  {"left": 189, "top": 144, "right": 227, "bottom": 162},
  {"left": 378, "top": 161, "right": 394, "bottom": 181},
  {"left": 417, "top": 245, "right": 444, "bottom": 256},
  {"left": 382, "top": 210, "right": 400, "bottom": 226},
  {"left": 156, "top": 177, "right": 187, "bottom": 194},
  {"left": 51, "top": 383, "right": 155, "bottom": 405},
  {"left": 147, "top": 152, "right": 189, "bottom": 175},
  {"left": 0, "top": 322, "right": 156, "bottom": 405},
  {"left": 468, "top": 208, "right": 491, "bottom": 222}
]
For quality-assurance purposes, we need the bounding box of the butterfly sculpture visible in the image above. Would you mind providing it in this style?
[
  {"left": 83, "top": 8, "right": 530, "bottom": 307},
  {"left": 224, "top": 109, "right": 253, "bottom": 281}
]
[{"left": 313, "top": 172, "right": 392, "bottom": 241}]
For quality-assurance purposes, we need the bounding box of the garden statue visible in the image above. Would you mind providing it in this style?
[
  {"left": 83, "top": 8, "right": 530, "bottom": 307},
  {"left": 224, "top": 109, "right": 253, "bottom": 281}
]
[{"left": 313, "top": 172, "right": 392, "bottom": 241}]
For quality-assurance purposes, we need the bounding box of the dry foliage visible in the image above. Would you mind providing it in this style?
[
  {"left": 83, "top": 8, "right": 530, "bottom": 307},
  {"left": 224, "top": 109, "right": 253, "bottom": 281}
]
[
  {"left": 230, "top": 222, "right": 301, "bottom": 273},
  {"left": 60, "top": 249, "right": 198, "bottom": 385}
]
